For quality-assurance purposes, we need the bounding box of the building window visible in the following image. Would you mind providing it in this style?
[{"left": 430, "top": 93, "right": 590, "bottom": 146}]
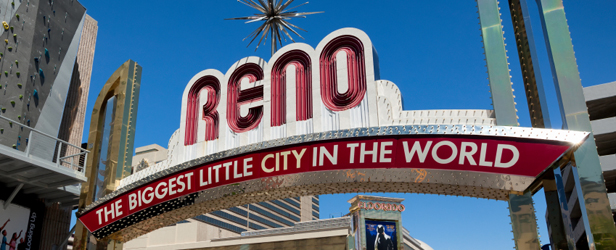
[
  {"left": 229, "top": 206, "right": 285, "bottom": 228},
  {"left": 193, "top": 215, "right": 246, "bottom": 234},
  {"left": 258, "top": 202, "right": 300, "bottom": 221},
  {"left": 272, "top": 200, "right": 301, "bottom": 215},
  {"left": 241, "top": 205, "right": 294, "bottom": 226},
  {"left": 210, "top": 211, "right": 266, "bottom": 230},
  {"left": 284, "top": 198, "right": 300, "bottom": 208}
]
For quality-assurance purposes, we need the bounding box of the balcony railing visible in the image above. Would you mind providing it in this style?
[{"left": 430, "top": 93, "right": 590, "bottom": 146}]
[{"left": 0, "top": 115, "right": 89, "bottom": 174}]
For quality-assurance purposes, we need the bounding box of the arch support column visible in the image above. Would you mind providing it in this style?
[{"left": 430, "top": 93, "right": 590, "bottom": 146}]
[
  {"left": 477, "top": 0, "right": 541, "bottom": 249},
  {"left": 535, "top": 0, "right": 616, "bottom": 248}
]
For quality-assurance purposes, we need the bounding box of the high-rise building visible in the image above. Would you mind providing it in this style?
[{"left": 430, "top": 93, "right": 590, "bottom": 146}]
[
  {"left": 58, "top": 15, "right": 98, "bottom": 165},
  {"left": 125, "top": 144, "right": 320, "bottom": 248},
  {"left": 0, "top": 0, "right": 96, "bottom": 249}
]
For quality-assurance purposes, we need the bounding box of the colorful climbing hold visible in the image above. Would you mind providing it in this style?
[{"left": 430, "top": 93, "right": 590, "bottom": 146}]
[{"left": 2, "top": 21, "right": 8, "bottom": 30}]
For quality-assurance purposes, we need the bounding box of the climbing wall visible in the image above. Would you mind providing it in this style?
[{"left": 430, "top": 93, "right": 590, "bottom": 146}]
[{"left": 0, "top": 0, "right": 85, "bottom": 151}]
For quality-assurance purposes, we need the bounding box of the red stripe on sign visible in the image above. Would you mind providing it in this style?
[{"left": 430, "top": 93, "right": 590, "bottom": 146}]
[{"left": 78, "top": 135, "right": 570, "bottom": 233}]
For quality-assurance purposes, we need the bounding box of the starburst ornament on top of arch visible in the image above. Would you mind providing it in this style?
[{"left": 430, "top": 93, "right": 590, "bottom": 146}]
[{"left": 226, "top": 0, "right": 323, "bottom": 56}]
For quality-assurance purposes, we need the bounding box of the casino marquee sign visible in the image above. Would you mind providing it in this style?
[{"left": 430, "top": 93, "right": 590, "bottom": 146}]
[{"left": 78, "top": 28, "right": 589, "bottom": 241}]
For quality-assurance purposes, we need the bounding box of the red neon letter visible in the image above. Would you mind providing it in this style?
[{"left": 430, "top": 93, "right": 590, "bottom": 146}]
[
  {"left": 227, "top": 63, "right": 264, "bottom": 133},
  {"left": 320, "top": 35, "right": 367, "bottom": 111},
  {"left": 271, "top": 50, "right": 312, "bottom": 126},
  {"left": 185, "top": 76, "right": 221, "bottom": 145}
]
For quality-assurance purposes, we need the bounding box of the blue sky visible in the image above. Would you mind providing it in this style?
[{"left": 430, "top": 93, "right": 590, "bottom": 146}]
[{"left": 74, "top": 1, "right": 616, "bottom": 249}]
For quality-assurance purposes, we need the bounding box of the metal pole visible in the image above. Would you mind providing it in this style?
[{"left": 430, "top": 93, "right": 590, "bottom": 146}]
[
  {"left": 477, "top": 1, "right": 540, "bottom": 249},
  {"left": 271, "top": 26, "right": 276, "bottom": 57},
  {"left": 58, "top": 224, "right": 76, "bottom": 250},
  {"left": 56, "top": 141, "right": 62, "bottom": 166},
  {"left": 70, "top": 155, "right": 75, "bottom": 170},
  {"left": 508, "top": 0, "right": 574, "bottom": 248},
  {"left": 246, "top": 204, "right": 251, "bottom": 231},
  {"left": 83, "top": 152, "right": 88, "bottom": 173},
  {"left": 477, "top": 0, "right": 518, "bottom": 127},
  {"left": 534, "top": 0, "right": 616, "bottom": 248},
  {"left": 543, "top": 168, "right": 575, "bottom": 250},
  {"left": 508, "top": 193, "right": 541, "bottom": 250},
  {"left": 3, "top": 183, "right": 24, "bottom": 209},
  {"left": 554, "top": 167, "right": 577, "bottom": 248},
  {"left": 25, "top": 130, "right": 33, "bottom": 157},
  {"left": 509, "top": 0, "right": 551, "bottom": 128}
]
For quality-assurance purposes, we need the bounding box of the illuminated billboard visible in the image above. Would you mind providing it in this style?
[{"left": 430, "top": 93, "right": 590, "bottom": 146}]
[{"left": 365, "top": 220, "right": 398, "bottom": 250}]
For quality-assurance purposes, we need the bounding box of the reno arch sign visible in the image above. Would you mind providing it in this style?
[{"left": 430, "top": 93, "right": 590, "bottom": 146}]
[
  {"left": 77, "top": 28, "right": 589, "bottom": 241},
  {"left": 178, "top": 28, "right": 382, "bottom": 158}
]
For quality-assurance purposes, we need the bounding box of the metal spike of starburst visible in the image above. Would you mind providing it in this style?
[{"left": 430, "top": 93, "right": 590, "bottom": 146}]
[{"left": 226, "top": 0, "right": 323, "bottom": 56}]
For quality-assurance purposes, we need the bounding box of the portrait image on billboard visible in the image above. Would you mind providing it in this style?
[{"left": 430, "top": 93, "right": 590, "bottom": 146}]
[
  {"left": 0, "top": 200, "right": 30, "bottom": 250},
  {"left": 365, "top": 220, "right": 398, "bottom": 250}
]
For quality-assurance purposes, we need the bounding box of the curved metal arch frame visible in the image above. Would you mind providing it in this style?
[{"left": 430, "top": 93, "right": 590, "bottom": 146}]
[
  {"left": 98, "top": 170, "right": 532, "bottom": 241},
  {"left": 80, "top": 124, "right": 587, "bottom": 242},
  {"left": 74, "top": 59, "right": 142, "bottom": 248}
]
